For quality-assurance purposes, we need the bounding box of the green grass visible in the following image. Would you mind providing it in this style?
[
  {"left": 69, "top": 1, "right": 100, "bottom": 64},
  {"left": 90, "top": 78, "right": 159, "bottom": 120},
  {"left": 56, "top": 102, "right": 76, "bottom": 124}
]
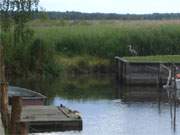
[
  {"left": 29, "top": 19, "right": 180, "bottom": 73},
  {"left": 30, "top": 19, "right": 180, "bottom": 58},
  {"left": 124, "top": 55, "right": 180, "bottom": 63}
]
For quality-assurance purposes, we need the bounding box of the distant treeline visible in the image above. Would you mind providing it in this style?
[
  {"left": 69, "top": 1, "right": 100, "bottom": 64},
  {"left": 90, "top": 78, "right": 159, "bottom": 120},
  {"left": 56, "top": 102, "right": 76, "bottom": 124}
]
[{"left": 38, "top": 11, "right": 180, "bottom": 20}]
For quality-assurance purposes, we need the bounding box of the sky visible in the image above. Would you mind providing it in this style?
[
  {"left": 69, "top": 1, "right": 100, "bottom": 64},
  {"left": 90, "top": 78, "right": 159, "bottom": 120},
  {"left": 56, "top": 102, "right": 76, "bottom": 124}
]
[{"left": 39, "top": 0, "right": 180, "bottom": 14}]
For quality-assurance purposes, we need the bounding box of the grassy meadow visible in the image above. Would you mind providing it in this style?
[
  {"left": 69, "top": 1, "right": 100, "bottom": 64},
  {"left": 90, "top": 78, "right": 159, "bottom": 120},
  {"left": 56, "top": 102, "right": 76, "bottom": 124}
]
[
  {"left": 31, "top": 20, "right": 180, "bottom": 57},
  {"left": 26, "top": 19, "right": 180, "bottom": 74},
  {"left": 3, "top": 19, "right": 180, "bottom": 77},
  {"left": 31, "top": 20, "right": 180, "bottom": 58}
]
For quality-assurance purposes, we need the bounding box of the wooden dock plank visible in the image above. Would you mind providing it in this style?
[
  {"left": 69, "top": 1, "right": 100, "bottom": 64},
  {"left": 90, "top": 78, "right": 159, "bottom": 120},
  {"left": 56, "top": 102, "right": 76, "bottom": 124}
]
[
  {"left": 21, "top": 106, "right": 73, "bottom": 122},
  {"left": 13, "top": 105, "right": 83, "bottom": 133},
  {"left": 8, "top": 104, "right": 82, "bottom": 133}
]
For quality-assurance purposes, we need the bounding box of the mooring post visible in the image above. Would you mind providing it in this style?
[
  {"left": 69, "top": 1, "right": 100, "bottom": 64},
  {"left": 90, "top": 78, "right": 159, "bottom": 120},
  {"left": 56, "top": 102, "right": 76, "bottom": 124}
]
[
  {"left": 114, "top": 57, "right": 128, "bottom": 84},
  {"left": 114, "top": 57, "right": 122, "bottom": 81},
  {"left": 0, "top": 45, "right": 6, "bottom": 82},
  {"left": 117, "top": 60, "right": 121, "bottom": 81},
  {"left": 158, "top": 63, "right": 162, "bottom": 113},
  {"left": 173, "top": 64, "right": 177, "bottom": 131},
  {"left": 158, "top": 64, "right": 160, "bottom": 86},
  {"left": 124, "top": 62, "right": 127, "bottom": 84},
  {"left": 10, "top": 96, "right": 23, "bottom": 135},
  {"left": 20, "top": 122, "right": 28, "bottom": 135},
  {"left": 1, "top": 82, "right": 9, "bottom": 129}
]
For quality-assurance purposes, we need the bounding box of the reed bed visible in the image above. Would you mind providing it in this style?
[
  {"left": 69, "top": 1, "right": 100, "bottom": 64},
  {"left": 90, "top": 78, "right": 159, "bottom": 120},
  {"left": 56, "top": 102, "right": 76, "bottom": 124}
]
[{"left": 31, "top": 20, "right": 180, "bottom": 58}]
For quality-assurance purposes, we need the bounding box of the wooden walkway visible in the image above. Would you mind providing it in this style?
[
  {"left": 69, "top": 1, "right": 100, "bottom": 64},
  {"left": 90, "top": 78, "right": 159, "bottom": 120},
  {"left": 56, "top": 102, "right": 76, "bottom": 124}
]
[
  {"left": 0, "top": 114, "right": 5, "bottom": 135},
  {"left": 0, "top": 84, "right": 83, "bottom": 134},
  {"left": 9, "top": 105, "right": 82, "bottom": 133}
]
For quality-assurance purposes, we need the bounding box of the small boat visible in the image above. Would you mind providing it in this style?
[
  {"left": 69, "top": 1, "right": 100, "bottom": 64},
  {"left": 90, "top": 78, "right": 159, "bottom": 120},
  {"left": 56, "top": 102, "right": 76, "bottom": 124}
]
[{"left": 8, "top": 86, "right": 47, "bottom": 106}]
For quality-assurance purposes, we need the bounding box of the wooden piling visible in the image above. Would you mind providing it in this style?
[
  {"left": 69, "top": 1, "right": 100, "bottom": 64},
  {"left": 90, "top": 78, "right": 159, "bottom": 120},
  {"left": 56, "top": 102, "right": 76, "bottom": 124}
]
[
  {"left": 115, "top": 57, "right": 122, "bottom": 81},
  {"left": 1, "top": 82, "right": 9, "bottom": 128},
  {"left": 10, "top": 96, "right": 22, "bottom": 135},
  {"left": 173, "top": 64, "right": 177, "bottom": 131},
  {"left": 114, "top": 57, "right": 128, "bottom": 84},
  {"left": 0, "top": 45, "right": 6, "bottom": 82},
  {"left": 20, "top": 122, "right": 28, "bottom": 135},
  {"left": 158, "top": 64, "right": 161, "bottom": 87},
  {"left": 158, "top": 64, "right": 162, "bottom": 113}
]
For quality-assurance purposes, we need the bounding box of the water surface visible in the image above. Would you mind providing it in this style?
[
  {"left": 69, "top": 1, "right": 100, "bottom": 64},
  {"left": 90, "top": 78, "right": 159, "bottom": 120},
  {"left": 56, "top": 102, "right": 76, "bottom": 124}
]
[{"left": 11, "top": 74, "right": 180, "bottom": 135}]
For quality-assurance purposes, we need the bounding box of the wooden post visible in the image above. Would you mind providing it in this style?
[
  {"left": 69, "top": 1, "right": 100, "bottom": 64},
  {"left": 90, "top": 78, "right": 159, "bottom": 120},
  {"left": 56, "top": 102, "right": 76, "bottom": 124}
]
[
  {"left": 173, "top": 64, "right": 177, "bottom": 132},
  {"left": 158, "top": 63, "right": 162, "bottom": 87},
  {"left": 157, "top": 63, "right": 161, "bottom": 113},
  {"left": 114, "top": 57, "right": 128, "bottom": 84},
  {"left": 116, "top": 59, "right": 120, "bottom": 80},
  {"left": 119, "top": 61, "right": 123, "bottom": 83},
  {"left": 1, "top": 82, "right": 9, "bottom": 128},
  {"left": 123, "top": 62, "right": 127, "bottom": 84},
  {"left": 10, "top": 96, "right": 22, "bottom": 135},
  {"left": 20, "top": 122, "right": 28, "bottom": 135},
  {"left": 0, "top": 45, "right": 6, "bottom": 82}
]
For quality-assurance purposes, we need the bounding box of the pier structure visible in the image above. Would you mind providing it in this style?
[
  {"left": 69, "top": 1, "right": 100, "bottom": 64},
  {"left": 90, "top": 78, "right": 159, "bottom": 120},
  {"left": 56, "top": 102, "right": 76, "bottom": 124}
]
[
  {"left": 0, "top": 85, "right": 82, "bottom": 135},
  {"left": 114, "top": 56, "right": 180, "bottom": 85}
]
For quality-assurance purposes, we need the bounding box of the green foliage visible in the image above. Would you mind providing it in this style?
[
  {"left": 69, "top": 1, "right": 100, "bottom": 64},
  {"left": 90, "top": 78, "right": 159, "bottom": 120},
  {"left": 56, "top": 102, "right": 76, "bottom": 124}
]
[
  {"left": 0, "top": 1, "right": 61, "bottom": 78},
  {"left": 3, "top": 18, "right": 180, "bottom": 78},
  {"left": 32, "top": 20, "right": 180, "bottom": 58},
  {"left": 28, "top": 38, "right": 60, "bottom": 77},
  {"left": 3, "top": 37, "right": 61, "bottom": 78}
]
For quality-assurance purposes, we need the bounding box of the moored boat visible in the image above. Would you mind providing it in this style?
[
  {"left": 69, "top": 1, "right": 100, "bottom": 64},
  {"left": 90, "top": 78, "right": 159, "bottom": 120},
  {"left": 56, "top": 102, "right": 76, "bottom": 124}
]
[{"left": 8, "top": 86, "right": 47, "bottom": 106}]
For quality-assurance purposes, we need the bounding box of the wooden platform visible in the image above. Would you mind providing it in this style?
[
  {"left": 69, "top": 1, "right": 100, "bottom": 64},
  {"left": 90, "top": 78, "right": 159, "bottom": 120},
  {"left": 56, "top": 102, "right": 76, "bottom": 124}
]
[{"left": 15, "top": 105, "right": 82, "bottom": 133}]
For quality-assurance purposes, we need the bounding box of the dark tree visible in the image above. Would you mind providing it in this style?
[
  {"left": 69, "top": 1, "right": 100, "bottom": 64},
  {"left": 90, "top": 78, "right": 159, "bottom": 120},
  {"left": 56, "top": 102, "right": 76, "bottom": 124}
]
[
  {"left": 0, "top": 0, "right": 39, "bottom": 43},
  {"left": 0, "top": 0, "right": 40, "bottom": 79}
]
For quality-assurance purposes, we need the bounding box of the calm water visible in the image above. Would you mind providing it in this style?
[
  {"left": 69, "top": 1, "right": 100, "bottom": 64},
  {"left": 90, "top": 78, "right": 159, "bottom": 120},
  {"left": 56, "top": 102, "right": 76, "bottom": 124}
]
[{"left": 10, "top": 74, "right": 180, "bottom": 135}]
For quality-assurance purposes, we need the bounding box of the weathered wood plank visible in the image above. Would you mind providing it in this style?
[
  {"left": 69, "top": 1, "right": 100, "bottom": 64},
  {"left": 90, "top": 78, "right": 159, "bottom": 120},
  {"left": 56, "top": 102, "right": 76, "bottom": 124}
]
[
  {"left": 9, "top": 105, "right": 82, "bottom": 133},
  {"left": 20, "top": 106, "right": 81, "bottom": 122}
]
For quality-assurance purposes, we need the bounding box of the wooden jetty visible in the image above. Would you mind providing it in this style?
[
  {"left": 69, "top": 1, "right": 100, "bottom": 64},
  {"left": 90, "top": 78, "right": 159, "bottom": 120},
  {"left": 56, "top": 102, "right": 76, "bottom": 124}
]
[
  {"left": 0, "top": 44, "right": 82, "bottom": 134},
  {"left": 114, "top": 56, "right": 180, "bottom": 103},
  {"left": 0, "top": 83, "right": 82, "bottom": 134},
  {"left": 114, "top": 56, "right": 180, "bottom": 85},
  {"left": 9, "top": 104, "right": 82, "bottom": 133}
]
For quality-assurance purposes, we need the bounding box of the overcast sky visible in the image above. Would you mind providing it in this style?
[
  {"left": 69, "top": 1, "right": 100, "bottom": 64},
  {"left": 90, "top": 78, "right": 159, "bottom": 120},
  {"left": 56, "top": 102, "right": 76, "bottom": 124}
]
[{"left": 39, "top": 0, "right": 180, "bottom": 14}]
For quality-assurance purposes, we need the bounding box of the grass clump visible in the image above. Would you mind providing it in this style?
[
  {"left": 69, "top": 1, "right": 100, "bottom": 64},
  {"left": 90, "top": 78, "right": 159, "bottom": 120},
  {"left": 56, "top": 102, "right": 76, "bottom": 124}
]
[{"left": 124, "top": 55, "right": 180, "bottom": 63}]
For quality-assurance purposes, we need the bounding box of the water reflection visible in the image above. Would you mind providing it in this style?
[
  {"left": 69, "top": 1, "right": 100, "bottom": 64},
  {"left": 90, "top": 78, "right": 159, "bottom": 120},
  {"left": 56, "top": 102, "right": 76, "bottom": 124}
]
[
  {"left": 10, "top": 74, "right": 117, "bottom": 101},
  {"left": 9, "top": 74, "right": 180, "bottom": 135}
]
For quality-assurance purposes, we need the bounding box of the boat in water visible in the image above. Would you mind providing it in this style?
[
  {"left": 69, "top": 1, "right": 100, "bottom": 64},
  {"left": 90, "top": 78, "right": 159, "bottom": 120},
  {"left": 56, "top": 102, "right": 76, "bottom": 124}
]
[{"left": 8, "top": 86, "right": 47, "bottom": 106}]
